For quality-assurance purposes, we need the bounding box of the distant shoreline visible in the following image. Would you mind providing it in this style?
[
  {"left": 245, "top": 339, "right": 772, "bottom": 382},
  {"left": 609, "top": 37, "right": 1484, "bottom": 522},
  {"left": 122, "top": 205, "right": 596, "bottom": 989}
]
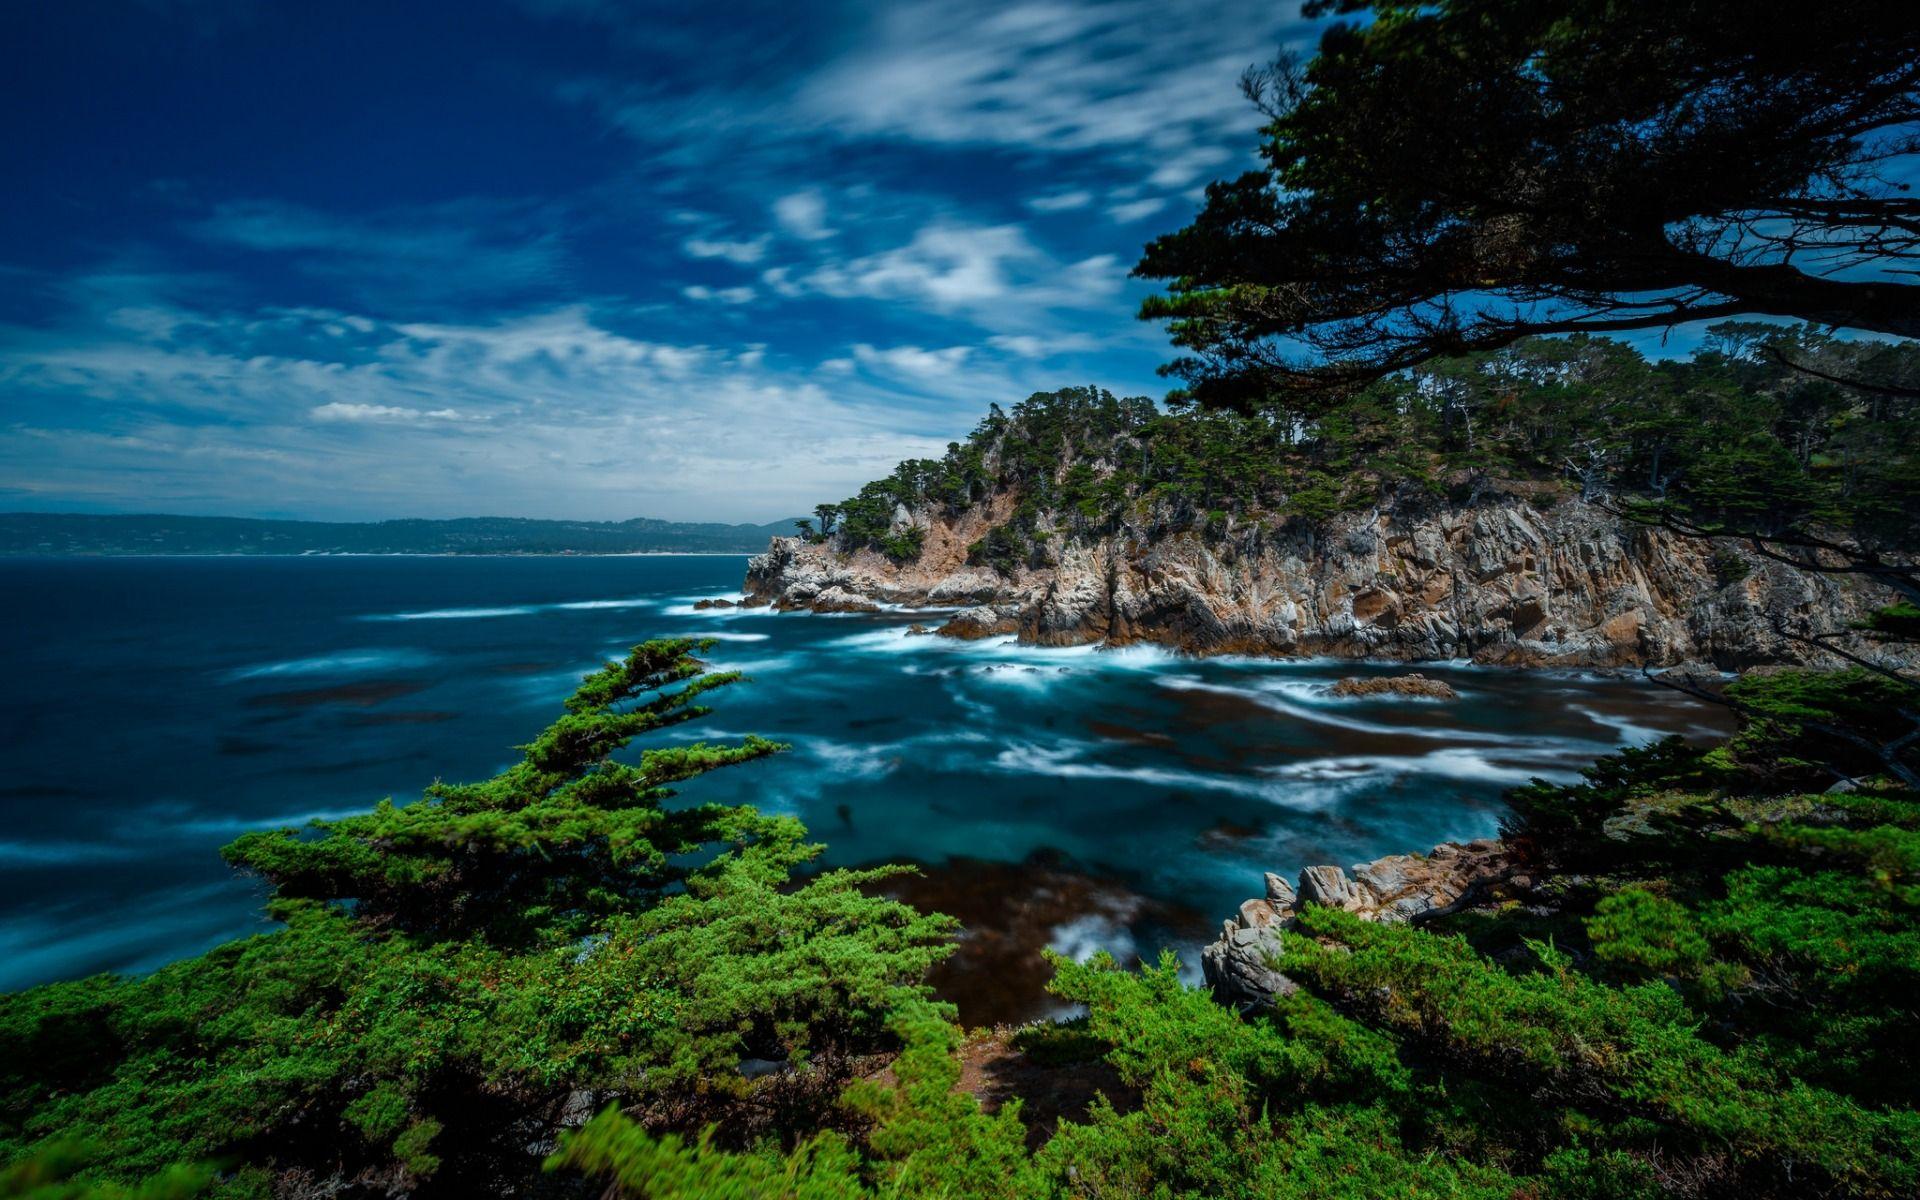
[
  {"left": 0, "top": 513, "right": 796, "bottom": 557},
  {"left": 0, "top": 551, "right": 760, "bottom": 559}
]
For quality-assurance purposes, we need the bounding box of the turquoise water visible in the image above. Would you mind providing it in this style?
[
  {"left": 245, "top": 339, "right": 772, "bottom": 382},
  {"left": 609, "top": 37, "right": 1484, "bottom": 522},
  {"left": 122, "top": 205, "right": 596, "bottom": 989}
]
[{"left": 0, "top": 555, "right": 1726, "bottom": 1021}]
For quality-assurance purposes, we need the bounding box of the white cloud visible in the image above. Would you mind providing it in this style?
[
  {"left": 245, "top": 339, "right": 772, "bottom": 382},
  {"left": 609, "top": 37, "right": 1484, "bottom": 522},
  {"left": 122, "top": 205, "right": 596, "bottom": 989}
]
[
  {"left": 0, "top": 296, "right": 975, "bottom": 521},
  {"left": 560, "top": 1, "right": 1313, "bottom": 197},
  {"left": 850, "top": 342, "right": 972, "bottom": 378},
  {"left": 682, "top": 284, "right": 756, "bottom": 304},
  {"left": 1147, "top": 145, "right": 1235, "bottom": 189},
  {"left": 310, "top": 402, "right": 487, "bottom": 424},
  {"left": 1107, "top": 196, "right": 1168, "bottom": 223},
  {"left": 773, "top": 190, "right": 834, "bottom": 240},
  {"left": 792, "top": 1, "right": 1312, "bottom": 163},
  {"left": 988, "top": 332, "right": 1096, "bottom": 359},
  {"left": 792, "top": 221, "right": 1124, "bottom": 315},
  {"left": 683, "top": 234, "right": 769, "bottom": 264},
  {"left": 1026, "top": 189, "right": 1094, "bottom": 213}
]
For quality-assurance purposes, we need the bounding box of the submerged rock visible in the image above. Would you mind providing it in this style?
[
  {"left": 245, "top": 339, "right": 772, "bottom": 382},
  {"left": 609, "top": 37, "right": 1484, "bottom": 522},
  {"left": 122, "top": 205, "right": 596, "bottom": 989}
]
[
  {"left": 1328, "top": 673, "right": 1459, "bottom": 699},
  {"left": 1201, "top": 838, "right": 1518, "bottom": 1009}
]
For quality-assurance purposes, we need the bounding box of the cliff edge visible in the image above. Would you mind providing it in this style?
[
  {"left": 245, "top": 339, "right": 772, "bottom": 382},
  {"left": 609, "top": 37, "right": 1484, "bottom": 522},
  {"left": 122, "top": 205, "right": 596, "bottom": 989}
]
[{"left": 745, "top": 488, "right": 1891, "bottom": 668}]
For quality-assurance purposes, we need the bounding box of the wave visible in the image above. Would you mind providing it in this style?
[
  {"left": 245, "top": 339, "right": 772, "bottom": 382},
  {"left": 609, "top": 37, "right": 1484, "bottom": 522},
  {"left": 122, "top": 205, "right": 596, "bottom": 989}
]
[
  {"left": 1568, "top": 705, "right": 1672, "bottom": 747},
  {"left": 228, "top": 648, "right": 434, "bottom": 680},
  {"left": 368, "top": 594, "right": 678, "bottom": 621},
  {"left": 0, "top": 839, "right": 145, "bottom": 866},
  {"left": 1157, "top": 675, "right": 1567, "bottom": 747},
  {"left": 553, "top": 598, "right": 655, "bottom": 611},
  {"left": 808, "top": 738, "right": 905, "bottom": 780},
  {"left": 1262, "top": 746, "right": 1576, "bottom": 787},
  {"left": 0, "top": 883, "right": 256, "bottom": 992},
  {"left": 990, "top": 740, "right": 1335, "bottom": 808},
  {"left": 1048, "top": 911, "right": 1139, "bottom": 966},
  {"left": 174, "top": 805, "right": 384, "bottom": 835},
  {"left": 366, "top": 605, "right": 537, "bottom": 621}
]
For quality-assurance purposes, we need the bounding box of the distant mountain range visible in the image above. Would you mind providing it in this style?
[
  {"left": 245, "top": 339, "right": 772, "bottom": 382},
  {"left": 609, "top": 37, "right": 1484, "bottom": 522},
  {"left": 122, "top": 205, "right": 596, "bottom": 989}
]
[{"left": 0, "top": 513, "right": 799, "bottom": 556}]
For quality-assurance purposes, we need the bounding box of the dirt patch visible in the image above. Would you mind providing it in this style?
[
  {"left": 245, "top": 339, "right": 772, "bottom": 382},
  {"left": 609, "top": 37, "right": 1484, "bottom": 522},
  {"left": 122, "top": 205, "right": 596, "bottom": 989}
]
[{"left": 863, "top": 1027, "right": 1139, "bottom": 1150}]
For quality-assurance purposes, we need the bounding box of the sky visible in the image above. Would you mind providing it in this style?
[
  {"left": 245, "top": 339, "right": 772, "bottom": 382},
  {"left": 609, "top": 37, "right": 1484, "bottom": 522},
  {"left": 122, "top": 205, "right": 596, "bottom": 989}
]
[{"left": 0, "top": 0, "right": 1326, "bottom": 523}]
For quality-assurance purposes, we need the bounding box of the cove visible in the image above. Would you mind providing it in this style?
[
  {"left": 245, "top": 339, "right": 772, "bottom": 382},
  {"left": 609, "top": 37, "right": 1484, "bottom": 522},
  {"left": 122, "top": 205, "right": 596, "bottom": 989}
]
[{"left": 0, "top": 554, "right": 1728, "bottom": 1020}]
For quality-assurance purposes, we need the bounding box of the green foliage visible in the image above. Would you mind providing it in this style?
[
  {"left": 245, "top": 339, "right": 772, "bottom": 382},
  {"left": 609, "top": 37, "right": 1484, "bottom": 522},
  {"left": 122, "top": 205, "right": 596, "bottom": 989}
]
[
  {"left": 1723, "top": 668, "right": 1920, "bottom": 786},
  {"left": 1283, "top": 908, "right": 1920, "bottom": 1197},
  {"left": 820, "top": 328, "right": 1918, "bottom": 575},
  {"left": 1135, "top": 0, "right": 1920, "bottom": 398},
  {"left": 547, "top": 1002, "right": 1038, "bottom": 1199},
  {"left": 0, "top": 1144, "right": 210, "bottom": 1200}
]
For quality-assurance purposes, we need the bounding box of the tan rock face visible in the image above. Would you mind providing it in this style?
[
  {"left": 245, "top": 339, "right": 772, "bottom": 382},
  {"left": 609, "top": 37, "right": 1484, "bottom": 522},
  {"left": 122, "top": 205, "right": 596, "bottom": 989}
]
[
  {"left": 1201, "top": 838, "right": 1518, "bottom": 1008},
  {"left": 743, "top": 490, "right": 1902, "bottom": 669}
]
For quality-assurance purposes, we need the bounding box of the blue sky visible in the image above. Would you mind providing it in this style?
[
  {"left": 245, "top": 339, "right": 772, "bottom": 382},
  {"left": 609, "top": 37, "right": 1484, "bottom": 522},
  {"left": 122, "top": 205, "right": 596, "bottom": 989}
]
[{"left": 0, "top": 0, "right": 1324, "bottom": 522}]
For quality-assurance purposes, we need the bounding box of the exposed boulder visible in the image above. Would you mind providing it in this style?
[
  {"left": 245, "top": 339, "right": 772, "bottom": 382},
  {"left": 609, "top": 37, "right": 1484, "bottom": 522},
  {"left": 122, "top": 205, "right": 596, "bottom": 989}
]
[
  {"left": 809, "top": 587, "right": 882, "bottom": 614},
  {"left": 692, "top": 598, "right": 736, "bottom": 610},
  {"left": 1328, "top": 673, "right": 1460, "bottom": 700},
  {"left": 937, "top": 605, "right": 1022, "bottom": 640},
  {"left": 1201, "top": 838, "right": 1519, "bottom": 1009}
]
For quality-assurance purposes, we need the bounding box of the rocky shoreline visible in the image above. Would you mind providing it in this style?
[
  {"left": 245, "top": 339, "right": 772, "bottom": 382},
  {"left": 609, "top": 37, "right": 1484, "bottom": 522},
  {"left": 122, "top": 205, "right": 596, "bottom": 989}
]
[
  {"left": 1201, "top": 838, "right": 1524, "bottom": 1008},
  {"left": 742, "top": 490, "right": 1901, "bottom": 670}
]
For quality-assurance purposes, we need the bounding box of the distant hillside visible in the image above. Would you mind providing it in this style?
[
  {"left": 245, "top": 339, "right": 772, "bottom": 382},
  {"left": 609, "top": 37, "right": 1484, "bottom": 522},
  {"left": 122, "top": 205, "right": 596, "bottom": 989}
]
[{"left": 0, "top": 513, "right": 799, "bottom": 556}]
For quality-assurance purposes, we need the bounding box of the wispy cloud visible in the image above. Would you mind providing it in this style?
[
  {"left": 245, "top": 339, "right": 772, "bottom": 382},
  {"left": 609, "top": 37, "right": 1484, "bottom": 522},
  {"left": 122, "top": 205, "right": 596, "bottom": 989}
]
[
  {"left": 1107, "top": 196, "right": 1169, "bottom": 224},
  {"left": 682, "top": 234, "right": 770, "bottom": 265},
  {"left": 682, "top": 284, "right": 756, "bottom": 304},
  {"left": 0, "top": 289, "right": 980, "bottom": 520},
  {"left": 790, "top": 1, "right": 1309, "bottom": 166},
  {"left": 1027, "top": 190, "right": 1095, "bottom": 213},
  {"left": 773, "top": 190, "right": 835, "bottom": 240},
  {"left": 310, "top": 402, "right": 488, "bottom": 424},
  {"left": 783, "top": 221, "right": 1124, "bottom": 316}
]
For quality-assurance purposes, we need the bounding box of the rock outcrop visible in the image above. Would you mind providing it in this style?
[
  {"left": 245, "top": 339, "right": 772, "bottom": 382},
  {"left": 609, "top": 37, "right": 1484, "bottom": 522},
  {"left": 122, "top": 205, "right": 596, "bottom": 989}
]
[
  {"left": 1200, "top": 839, "right": 1521, "bottom": 1008},
  {"left": 745, "top": 488, "right": 1901, "bottom": 669},
  {"left": 1328, "top": 674, "right": 1459, "bottom": 699}
]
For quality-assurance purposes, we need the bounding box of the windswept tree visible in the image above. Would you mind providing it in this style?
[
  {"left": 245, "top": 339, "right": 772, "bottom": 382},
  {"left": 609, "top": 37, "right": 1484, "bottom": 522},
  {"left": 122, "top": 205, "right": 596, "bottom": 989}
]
[
  {"left": 2, "top": 641, "right": 954, "bottom": 1195},
  {"left": 1137, "top": 0, "right": 1920, "bottom": 409}
]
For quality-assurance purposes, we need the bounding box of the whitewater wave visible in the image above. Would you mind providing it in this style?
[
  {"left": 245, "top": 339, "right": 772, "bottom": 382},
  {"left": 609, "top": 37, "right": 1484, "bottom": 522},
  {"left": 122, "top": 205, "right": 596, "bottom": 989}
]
[
  {"left": 368, "top": 593, "right": 682, "bottom": 621},
  {"left": 808, "top": 738, "right": 905, "bottom": 780},
  {"left": 366, "top": 605, "right": 538, "bottom": 621},
  {"left": 228, "top": 648, "right": 434, "bottom": 680},
  {"left": 1158, "top": 675, "right": 1568, "bottom": 748},
  {"left": 553, "top": 597, "right": 655, "bottom": 611},
  {"left": 1262, "top": 746, "right": 1574, "bottom": 787},
  {"left": 1049, "top": 912, "right": 1139, "bottom": 965},
  {"left": 176, "top": 805, "right": 378, "bottom": 835},
  {"left": 1568, "top": 705, "right": 1671, "bottom": 747},
  {"left": 990, "top": 740, "right": 1336, "bottom": 808}
]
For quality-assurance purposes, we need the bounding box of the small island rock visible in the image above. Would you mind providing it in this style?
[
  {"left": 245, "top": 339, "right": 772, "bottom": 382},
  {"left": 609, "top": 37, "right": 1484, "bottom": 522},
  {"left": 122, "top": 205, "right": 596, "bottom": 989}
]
[{"left": 1328, "top": 673, "right": 1459, "bottom": 700}]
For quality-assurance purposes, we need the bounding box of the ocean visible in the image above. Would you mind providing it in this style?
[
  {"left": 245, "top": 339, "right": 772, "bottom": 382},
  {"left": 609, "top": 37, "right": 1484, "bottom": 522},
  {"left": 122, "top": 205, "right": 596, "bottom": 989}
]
[{"left": 0, "top": 554, "right": 1727, "bottom": 1021}]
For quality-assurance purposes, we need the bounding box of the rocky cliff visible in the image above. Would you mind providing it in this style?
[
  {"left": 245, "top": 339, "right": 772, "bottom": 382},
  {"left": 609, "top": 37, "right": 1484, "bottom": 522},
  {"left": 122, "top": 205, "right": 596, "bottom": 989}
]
[{"left": 744, "top": 486, "right": 1898, "bottom": 669}]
